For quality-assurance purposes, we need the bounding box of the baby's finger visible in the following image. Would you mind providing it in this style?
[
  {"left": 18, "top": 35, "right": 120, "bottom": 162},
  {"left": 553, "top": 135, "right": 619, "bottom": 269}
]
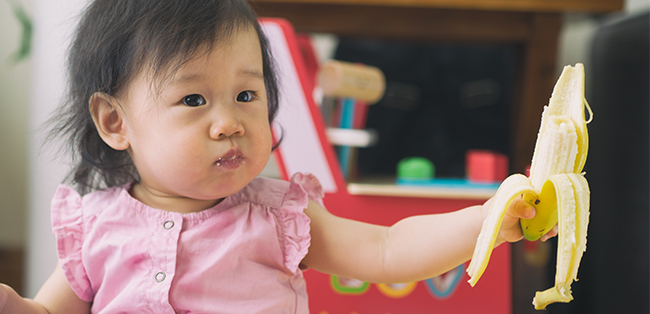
[
  {"left": 508, "top": 198, "right": 536, "bottom": 220},
  {"left": 540, "top": 225, "right": 559, "bottom": 242}
]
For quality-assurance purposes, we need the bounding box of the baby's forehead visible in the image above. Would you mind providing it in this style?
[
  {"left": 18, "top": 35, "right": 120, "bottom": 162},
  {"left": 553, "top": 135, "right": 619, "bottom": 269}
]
[
  {"left": 133, "top": 49, "right": 220, "bottom": 94},
  {"left": 139, "top": 52, "right": 260, "bottom": 96},
  {"left": 145, "top": 24, "right": 261, "bottom": 81}
]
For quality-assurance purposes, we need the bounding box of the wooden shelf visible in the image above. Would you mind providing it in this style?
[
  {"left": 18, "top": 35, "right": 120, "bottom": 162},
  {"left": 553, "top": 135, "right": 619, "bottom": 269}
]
[
  {"left": 253, "top": 0, "right": 623, "bottom": 13},
  {"left": 347, "top": 177, "right": 498, "bottom": 200},
  {"left": 348, "top": 183, "right": 497, "bottom": 200}
]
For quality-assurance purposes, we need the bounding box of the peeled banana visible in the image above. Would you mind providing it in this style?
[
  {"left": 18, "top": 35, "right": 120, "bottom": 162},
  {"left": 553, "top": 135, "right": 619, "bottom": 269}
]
[{"left": 466, "top": 63, "right": 592, "bottom": 309}]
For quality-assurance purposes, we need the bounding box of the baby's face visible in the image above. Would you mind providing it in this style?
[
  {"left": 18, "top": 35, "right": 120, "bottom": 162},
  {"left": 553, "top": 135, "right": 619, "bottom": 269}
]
[{"left": 117, "top": 25, "right": 272, "bottom": 212}]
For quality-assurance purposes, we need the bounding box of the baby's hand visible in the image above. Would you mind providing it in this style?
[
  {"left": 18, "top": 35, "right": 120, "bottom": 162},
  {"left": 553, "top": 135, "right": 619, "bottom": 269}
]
[
  {"left": 1, "top": 284, "right": 11, "bottom": 313},
  {"left": 482, "top": 196, "right": 558, "bottom": 245}
]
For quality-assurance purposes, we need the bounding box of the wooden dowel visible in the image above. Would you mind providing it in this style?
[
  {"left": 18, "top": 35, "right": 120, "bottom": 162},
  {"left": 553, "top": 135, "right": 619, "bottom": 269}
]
[{"left": 319, "top": 60, "right": 386, "bottom": 104}]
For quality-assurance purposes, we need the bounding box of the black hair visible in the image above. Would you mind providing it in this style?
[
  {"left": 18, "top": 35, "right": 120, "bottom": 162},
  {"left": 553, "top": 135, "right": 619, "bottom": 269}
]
[{"left": 48, "top": 0, "right": 279, "bottom": 194}]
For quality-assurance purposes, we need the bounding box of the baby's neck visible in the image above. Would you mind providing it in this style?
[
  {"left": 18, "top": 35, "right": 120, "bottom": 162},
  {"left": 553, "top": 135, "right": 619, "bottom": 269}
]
[{"left": 129, "top": 183, "right": 224, "bottom": 214}]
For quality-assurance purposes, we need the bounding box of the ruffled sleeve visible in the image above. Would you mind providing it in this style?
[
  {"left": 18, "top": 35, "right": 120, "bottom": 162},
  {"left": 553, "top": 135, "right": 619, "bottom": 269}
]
[
  {"left": 51, "top": 185, "right": 93, "bottom": 302},
  {"left": 278, "top": 173, "right": 324, "bottom": 274}
]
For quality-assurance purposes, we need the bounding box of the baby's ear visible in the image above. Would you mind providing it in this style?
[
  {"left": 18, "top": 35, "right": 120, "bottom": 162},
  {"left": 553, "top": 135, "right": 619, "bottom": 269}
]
[{"left": 89, "top": 92, "right": 129, "bottom": 151}]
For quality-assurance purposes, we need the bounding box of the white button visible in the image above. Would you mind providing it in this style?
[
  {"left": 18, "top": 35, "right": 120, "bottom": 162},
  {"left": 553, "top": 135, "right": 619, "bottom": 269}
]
[
  {"left": 155, "top": 271, "right": 166, "bottom": 283},
  {"left": 163, "top": 220, "right": 175, "bottom": 230}
]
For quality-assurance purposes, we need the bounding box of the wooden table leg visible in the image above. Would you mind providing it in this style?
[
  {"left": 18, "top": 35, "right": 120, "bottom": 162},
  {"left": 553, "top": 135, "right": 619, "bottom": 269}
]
[
  {"left": 511, "top": 13, "right": 563, "bottom": 173},
  {"left": 0, "top": 247, "right": 25, "bottom": 295},
  {"left": 510, "top": 12, "right": 563, "bottom": 314}
]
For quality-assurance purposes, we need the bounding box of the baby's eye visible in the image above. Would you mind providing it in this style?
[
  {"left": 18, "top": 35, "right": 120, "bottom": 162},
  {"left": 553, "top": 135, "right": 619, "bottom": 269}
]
[
  {"left": 236, "top": 91, "right": 256, "bottom": 103},
  {"left": 182, "top": 94, "right": 206, "bottom": 107}
]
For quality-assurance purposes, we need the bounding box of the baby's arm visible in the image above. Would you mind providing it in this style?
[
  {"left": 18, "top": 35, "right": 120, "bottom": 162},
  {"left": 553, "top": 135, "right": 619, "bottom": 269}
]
[
  {"left": 0, "top": 263, "right": 90, "bottom": 314},
  {"left": 302, "top": 197, "right": 536, "bottom": 283}
]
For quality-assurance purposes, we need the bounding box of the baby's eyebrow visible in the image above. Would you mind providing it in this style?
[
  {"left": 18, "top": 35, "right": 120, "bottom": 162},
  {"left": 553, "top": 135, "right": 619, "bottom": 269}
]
[
  {"left": 239, "top": 69, "right": 264, "bottom": 81},
  {"left": 172, "top": 73, "right": 206, "bottom": 85},
  {"left": 171, "top": 70, "right": 263, "bottom": 85}
]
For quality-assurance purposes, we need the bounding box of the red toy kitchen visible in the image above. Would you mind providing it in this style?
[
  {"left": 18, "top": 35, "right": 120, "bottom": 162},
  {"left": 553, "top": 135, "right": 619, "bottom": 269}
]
[{"left": 262, "top": 19, "right": 512, "bottom": 314}]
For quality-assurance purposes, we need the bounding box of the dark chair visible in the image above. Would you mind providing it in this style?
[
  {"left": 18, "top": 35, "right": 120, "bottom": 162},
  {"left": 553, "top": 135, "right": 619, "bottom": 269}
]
[{"left": 550, "top": 11, "right": 649, "bottom": 314}]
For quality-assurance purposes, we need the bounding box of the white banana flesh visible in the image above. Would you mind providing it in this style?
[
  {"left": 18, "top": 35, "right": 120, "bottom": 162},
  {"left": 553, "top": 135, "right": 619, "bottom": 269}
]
[
  {"left": 466, "top": 63, "right": 592, "bottom": 310},
  {"left": 533, "top": 173, "right": 590, "bottom": 309}
]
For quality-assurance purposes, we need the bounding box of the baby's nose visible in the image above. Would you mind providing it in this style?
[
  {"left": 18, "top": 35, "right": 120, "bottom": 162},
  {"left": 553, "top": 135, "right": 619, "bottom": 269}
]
[{"left": 209, "top": 107, "right": 244, "bottom": 139}]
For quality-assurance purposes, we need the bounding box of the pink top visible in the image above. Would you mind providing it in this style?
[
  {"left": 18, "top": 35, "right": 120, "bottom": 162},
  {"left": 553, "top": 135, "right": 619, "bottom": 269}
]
[{"left": 52, "top": 173, "right": 323, "bottom": 314}]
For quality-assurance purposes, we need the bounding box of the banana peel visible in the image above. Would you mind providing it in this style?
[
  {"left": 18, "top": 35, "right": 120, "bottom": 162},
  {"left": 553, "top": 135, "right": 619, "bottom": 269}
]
[{"left": 467, "top": 63, "right": 592, "bottom": 309}]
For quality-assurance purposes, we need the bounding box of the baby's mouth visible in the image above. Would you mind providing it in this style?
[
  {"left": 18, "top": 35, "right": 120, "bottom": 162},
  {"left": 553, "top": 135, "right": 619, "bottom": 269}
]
[{"left": 215, "top": 149, "right": 245, "bottom": 169}]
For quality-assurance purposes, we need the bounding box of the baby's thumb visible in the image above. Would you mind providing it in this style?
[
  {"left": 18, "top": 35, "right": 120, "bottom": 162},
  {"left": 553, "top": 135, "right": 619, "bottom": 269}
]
[{"left": 512, "top": 198, "right": 536, "bottom": 219}]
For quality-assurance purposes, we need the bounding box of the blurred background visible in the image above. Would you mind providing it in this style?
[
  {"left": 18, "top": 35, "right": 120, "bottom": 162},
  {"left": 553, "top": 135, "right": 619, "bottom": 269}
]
[{"left": 0, "top": 0, "right": 647, "bottom": 313}]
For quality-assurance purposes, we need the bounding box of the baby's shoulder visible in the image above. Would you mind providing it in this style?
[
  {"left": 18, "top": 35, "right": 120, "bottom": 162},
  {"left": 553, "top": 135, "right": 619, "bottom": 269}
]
[
  {"left": 83, "top": 185, "right": 129, "bottom": 213},
  {"left": 53, "top": 184, "right": 129, "bottom": 217},
  {"left": 51, "top": 184, "right": 128, "bottom": 243},
  {"left": 235, "top": 176, "right": 291, "bottom": 208},
  {"left": 234, "top": 173, "right": 324, "bottom": 209}
]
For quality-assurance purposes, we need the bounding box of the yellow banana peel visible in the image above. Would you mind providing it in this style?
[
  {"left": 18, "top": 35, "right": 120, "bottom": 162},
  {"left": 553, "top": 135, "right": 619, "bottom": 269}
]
[{"left": 467, "top": 63, "right": 592, "bottom": 310}]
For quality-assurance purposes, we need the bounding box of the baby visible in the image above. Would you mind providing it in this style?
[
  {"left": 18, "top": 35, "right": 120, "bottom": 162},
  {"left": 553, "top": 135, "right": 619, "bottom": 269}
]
[{"left": 0, "top": 0, "right": 551, "bottom": 313}]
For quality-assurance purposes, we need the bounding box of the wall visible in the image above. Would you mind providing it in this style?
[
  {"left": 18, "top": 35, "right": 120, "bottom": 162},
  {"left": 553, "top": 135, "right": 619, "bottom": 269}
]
[
  {"left": 25, "top": 0, "right": 88, "bottom": 296},
  {"left": 0, "top": 0, "right": 31, "bottom": 250}
]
